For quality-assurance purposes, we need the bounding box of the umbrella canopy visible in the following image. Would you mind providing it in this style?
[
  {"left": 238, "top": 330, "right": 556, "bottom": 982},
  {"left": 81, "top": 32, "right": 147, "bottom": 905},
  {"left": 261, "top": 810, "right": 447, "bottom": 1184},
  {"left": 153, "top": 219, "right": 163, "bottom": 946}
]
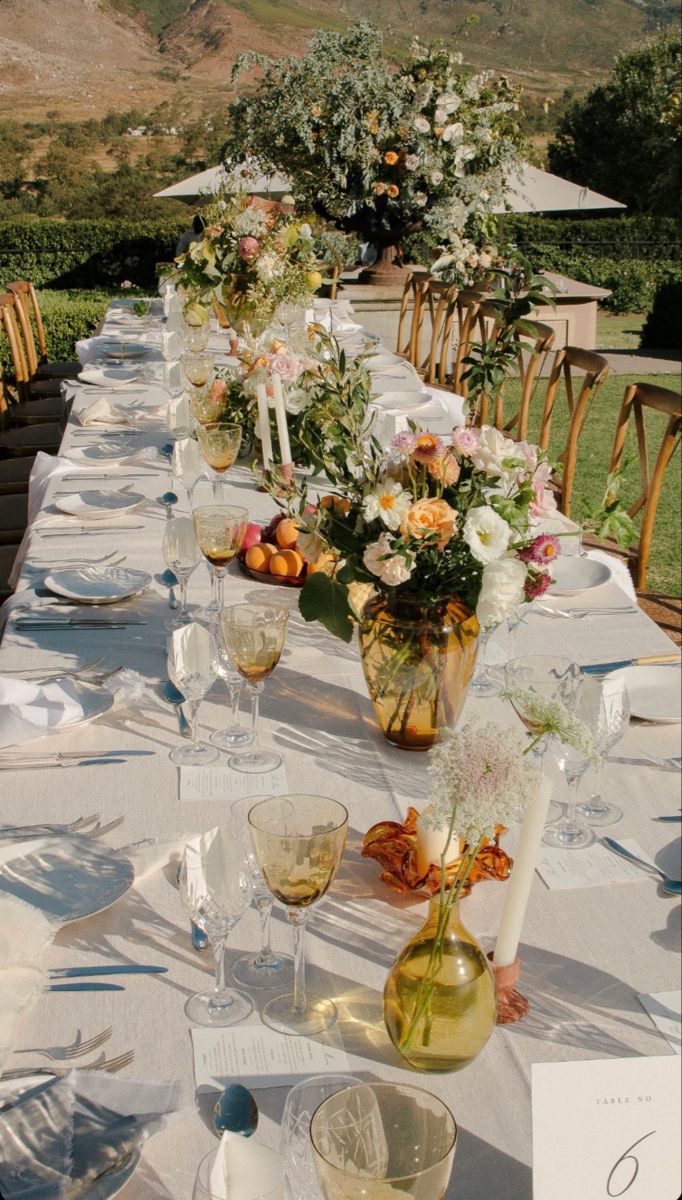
[
  {"left": 493, "top": 162, "right": 625, "bottom": 213},
  {"left": 156, "top": 159, "right": 625, "bottom": 213}
]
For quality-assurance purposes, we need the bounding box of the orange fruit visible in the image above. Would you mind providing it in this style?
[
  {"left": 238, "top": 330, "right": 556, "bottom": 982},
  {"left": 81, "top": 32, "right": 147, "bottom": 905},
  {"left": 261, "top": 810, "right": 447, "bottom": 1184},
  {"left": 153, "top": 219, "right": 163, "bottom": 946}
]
[
  {"left": 245, "top": 543, "right": 276, "bottom": 572},
  {"left": 275, "top": 518, "right": 299, "bottom": 550},
  {"left": 270, "top": 549, "right": 304, "bottom": 578}
]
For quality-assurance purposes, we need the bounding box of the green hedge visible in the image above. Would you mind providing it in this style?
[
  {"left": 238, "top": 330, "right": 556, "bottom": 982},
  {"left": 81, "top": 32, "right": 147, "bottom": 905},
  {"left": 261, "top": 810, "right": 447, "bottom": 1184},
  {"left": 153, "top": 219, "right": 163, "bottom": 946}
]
[
  {"left": 525, "top": 250, "right": 679, "bottom": 313},
  {"left": 640, "top": 281, "right": 682, "bottom": 351},
  {"left": 0, "top": 290, "right": 110, "bottom": 373},
  {"left": 0, "top": 219, "right": 186, "bottom": 290},
  {"left": 501, "top": 214, "right": 681, "bottom": 262}
]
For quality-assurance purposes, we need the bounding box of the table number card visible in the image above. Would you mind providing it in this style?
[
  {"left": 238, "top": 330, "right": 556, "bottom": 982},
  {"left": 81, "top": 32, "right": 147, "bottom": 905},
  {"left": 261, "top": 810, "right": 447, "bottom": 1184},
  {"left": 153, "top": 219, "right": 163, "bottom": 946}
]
[
  {"left": 191, "top": 1026, "right": 351, "bottom": 1092},
  {"left": 532, "top": 1056, "right": 681, "bottom": 1200}
]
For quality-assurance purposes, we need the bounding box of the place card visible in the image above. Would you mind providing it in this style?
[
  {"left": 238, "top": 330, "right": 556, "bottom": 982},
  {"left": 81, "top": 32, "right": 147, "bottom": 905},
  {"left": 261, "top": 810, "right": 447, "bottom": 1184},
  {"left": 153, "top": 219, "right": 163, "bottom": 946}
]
[
  {"left": 638, "top": 991, "right": 681, "bottom": 1055},
  {"left": 191, "top": 1026, "right": 351, "bottom": 1093},
  {"left": 535, "top": 838, "right": 657, "bottom": 891},
  {"left": 179, "top": 763, "right": 289, "bottom": 802},
  {"left": 532, "top": 1055, "right": 681, "bottom": 1200}
]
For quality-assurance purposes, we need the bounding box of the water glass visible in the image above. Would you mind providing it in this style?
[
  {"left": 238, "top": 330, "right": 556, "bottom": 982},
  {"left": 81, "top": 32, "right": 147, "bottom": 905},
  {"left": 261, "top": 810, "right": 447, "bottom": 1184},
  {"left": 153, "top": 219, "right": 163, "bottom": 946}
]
[
  {"left": 167, "top": 622, "right": 218, "bottom": 766},
  {"left": 209, "top": 618, "right": 252, "bottom": 751},
  {"left": 577, "top": 677, "right": 630, "bottom": 826},
  {"left": 163, "top": 516, "right": 201, "bottom": 627},
  {"left": 229, "top": 796, "right": 294, "bottom": 990},
  {"left": 280, "top": 1075, "right": 358, "bottom": 1200},
  {"left": 219, "top": 605, "right": 288, "bottom": 774}
]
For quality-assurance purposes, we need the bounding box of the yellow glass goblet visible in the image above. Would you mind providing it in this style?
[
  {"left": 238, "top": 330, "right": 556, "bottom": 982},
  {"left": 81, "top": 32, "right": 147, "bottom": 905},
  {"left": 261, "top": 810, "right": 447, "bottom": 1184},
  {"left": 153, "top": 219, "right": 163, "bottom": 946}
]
[
  {"left": 192, "top": 504, "right": 248, "bottom": 617},
  {"left": 219, "top": 604, "right": 288, "bottom": 774},
  {"left": 197, "top": 423, "right": 242, "bottom": 501}
]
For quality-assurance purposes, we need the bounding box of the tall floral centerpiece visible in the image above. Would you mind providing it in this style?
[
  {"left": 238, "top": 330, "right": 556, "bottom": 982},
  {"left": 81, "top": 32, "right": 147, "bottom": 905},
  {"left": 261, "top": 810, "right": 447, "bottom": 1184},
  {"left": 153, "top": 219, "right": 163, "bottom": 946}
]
[
  {"left": 224, "top": 22, "right": 524, "bottom": 283},
  {"left": 172, "top": 193, "right": 326, "bottom": 334},
  {"left": 284, "top": 422, "right": 560, "bottom": 749}
]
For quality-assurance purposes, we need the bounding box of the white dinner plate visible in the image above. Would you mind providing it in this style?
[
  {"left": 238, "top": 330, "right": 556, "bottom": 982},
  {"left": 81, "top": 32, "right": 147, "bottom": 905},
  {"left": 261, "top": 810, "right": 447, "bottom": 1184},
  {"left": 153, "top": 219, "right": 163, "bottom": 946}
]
[
  {"left": 79, "top": 367, "right": 140, "bottom": 388},
  {"left": 370, "top": 388, "right": 432, "bottom": 410},
  {"left": 609, "top": 664, "right": 682, "bottom": 723},
  {"left": 44, "top": 567, "right": 151, "bottom": 604},
  {"left": 371, "top": 374, "right": 425, "bottom": 394},
  {"left": 548, "top": 556, "right": 612, "bottom": 595},
  {"left": 0, "top": 835, "right": 134, "bottom": 924},
  {"left": 67, "top": 442, "right": 139, "bottom": 463},
  {"left": 0, "top": 677, "right": 114, "bottom": 738},
  {"left": 101, "top": 344, "right": 151, "bottom": 362},
  {"left": 0, "top": 1077, "right": 139, "bottom": 1198},
  {"left": 55, "top": 490, "right": 145, "bottom": 520},
  {"left": 365, "top": 351, "right": 405, "bottom": 369}
]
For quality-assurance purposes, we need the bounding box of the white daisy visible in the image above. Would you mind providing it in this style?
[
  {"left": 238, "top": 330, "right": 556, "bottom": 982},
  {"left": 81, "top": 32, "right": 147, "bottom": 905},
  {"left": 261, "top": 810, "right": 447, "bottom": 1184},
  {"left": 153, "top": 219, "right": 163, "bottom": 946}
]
[{"left": 362, "top": 480, "right": 412, "bottom": 531}]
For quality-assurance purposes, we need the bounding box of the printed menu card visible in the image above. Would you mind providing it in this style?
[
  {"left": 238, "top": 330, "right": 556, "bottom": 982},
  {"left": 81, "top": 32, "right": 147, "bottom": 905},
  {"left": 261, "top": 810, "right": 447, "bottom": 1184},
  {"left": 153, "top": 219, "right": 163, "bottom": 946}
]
[
  {"left": 532, "top": 1055, "right": 681, "bottom": 1199},
  {"left": 191, "top": 1026, "right": 351, "bottom": 1092}
]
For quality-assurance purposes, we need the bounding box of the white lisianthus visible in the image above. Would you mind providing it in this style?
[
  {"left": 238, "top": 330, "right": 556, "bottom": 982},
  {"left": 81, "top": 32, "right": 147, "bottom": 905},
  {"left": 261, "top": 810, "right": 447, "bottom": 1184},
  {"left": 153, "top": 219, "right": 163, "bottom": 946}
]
[
  {"left": 469, "top": 426, "right": 518, "bottom": 478},
  {"left": 363, "top": 480, "right": 412, "bottom": 531},
  {"left": 463, "top": 506, "right": 512, "bottom": 563},
  {"left": 255, "top": 253, "right": 284, "bottom": 283},
  {"left": 476, "top": 558, "right": 527, "bottom": 628},
  {"left": 436, "top": 92, "right": 461, "bottom": 113},
  {"left": 363, "top": 533, "right": 414, "bottom": 586},
  {"left": 435, "top": 107, "right": 448, "bottom": 123},
  {"left": 430, "top": 169, "right": 444, "bottom": 186}
]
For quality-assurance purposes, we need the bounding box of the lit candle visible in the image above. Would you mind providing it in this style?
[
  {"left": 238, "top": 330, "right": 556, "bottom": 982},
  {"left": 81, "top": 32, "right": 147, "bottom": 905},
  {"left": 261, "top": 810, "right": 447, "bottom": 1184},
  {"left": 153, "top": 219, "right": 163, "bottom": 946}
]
[
  {"left": 415, "top": 806, "right": 461, "bottom": 878},
  {"left": 271, "top": 371, "right": 292, "bottom": 465},
  {"left": 256, "top": 382, "right": 273, "bottom": 470},
  {"left": 493, "top": 776, "right": 553, "bottom": 968}
]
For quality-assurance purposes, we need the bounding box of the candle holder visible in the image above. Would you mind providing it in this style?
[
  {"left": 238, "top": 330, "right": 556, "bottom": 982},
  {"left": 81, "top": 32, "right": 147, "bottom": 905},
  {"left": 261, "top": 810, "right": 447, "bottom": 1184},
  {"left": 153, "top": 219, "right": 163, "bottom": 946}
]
[
  {"left": 362, "top": 807, "right": 512, "bottom": 896},
  {"left": 488, "top": 953, "right": 529, "bottom": 1024}
]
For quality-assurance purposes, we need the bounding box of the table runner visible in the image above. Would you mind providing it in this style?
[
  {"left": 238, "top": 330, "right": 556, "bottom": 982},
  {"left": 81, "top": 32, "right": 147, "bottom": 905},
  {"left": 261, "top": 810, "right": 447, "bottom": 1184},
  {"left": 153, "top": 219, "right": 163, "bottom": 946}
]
[{"left": 0, "top": 305, "right": 679, "bottom": 1199}]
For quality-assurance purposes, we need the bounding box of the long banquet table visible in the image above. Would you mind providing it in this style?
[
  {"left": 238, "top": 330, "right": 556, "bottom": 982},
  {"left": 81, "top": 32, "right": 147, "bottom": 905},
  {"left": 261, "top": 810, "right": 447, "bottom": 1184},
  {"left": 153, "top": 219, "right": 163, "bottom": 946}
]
[{"left": 0, "top": 303, "right": 680, "bottom": 1199}]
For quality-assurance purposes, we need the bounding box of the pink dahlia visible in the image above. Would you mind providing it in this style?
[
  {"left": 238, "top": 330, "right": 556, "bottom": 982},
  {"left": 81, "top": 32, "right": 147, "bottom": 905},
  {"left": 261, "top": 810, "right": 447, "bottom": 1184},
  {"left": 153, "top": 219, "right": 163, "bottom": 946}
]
[{"left": 238, "top": 236, "right": 260, "bottom": 261}]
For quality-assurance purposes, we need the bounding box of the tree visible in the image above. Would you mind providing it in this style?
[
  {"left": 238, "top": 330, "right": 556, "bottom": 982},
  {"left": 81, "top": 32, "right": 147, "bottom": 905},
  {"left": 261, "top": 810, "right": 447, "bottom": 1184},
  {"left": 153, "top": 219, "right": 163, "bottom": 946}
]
[{"left": 548, "top": 34, "right": 681, "bottom": 215}]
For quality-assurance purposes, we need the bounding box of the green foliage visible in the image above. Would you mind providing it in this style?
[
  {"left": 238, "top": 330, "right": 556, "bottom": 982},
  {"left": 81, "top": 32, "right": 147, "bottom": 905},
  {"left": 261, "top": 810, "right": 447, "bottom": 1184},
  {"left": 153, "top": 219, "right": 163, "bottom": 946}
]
[
  {"left": 548, "top": 33, "right": 682, "bottom": 215},
  {"left": 500, "top": 215, "right": 681, "bottom": 262},
  {"left": 299, "top": 573, "right": 354, "bottom": 643},
  {"left": 640, "top": 280, "right": 682, "bottom": 350},
  {"left": 0, "top": 219, "right": 186, "bottom": 290},
  {"left": 581, "top": 465, "right": 637, "bottom": 549},
  {"left": 524, "top": 250, "right": 679, "bottom": 313}
]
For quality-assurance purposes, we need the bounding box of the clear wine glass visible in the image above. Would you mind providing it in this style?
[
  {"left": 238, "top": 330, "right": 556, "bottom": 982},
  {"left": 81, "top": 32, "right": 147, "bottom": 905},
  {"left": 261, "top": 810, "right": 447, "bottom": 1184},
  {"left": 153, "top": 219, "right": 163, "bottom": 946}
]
[
  {"left": 172, "top": 437, "right": 205, "bottom": 501},
  {"left": 229, "top": 795, "right": 294, "bottom": 989},
  {"left": 280, "top": 1075, "right": 358, "bottom": 1200},
  {"left": 197, "top": 423, "right": 242, "bottom": 500},
  {"left": 208, "top": 616, "right": 252, "bottom": 751},
  {"left": 219, "top": 605, "right": 288, "bottom": 774},
  {"left": 469, "top": 625, "right": 502, "bottom": 697},
  {"left": 179, "top": 832, "right": 253, "bottom": 1027},
  {"left": 182, "top": 350, "right": 215, "bottom": 389},
  {"left": 183, "top": 319, "right": 210, "bottom": 353},
  {"left": 543, "top": 676, "right": 604, "bottom": 849},
  {"left": 310, "top": 1082, "right": 457, "bottom": 1200},
  {"left": 504, "top": 654, "right": 582, "bottom": 824},
  {"left": 167, "top": 622, "right": 219, "bottom": 766},
  {"left": 163, "top": 516, "right": 202, "bottom": 628},
  {"left": 249, "top": 794, "right": 348, "bottom": 1037},
  {"left": 576, "top": 676, "right": 630, "bottom": 827},
  {"left": 192, "top": 504, "right": 248, "bottom": 619}
]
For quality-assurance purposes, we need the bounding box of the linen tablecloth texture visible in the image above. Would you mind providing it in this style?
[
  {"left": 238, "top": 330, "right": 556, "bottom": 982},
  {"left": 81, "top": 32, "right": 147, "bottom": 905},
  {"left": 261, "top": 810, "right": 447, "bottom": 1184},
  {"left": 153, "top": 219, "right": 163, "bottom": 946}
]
[{"left": 0, "top": 304, "right": 678, "bottom": 1199}]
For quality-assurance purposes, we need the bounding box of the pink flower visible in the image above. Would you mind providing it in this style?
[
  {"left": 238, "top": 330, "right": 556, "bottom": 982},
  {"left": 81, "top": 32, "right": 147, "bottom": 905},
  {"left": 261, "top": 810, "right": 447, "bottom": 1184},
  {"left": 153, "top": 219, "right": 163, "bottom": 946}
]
[
  {"left": 518, "top": 533, "right": 561, "bottom": 566},
  {"left": 411, "top": 433, "right": 445, "bottom": 465},
  {"left": 390, "top": 430, "right": 419, "bottom": 456},
  {"left": 514, "top": 440, "right": 538, "bottom": 474},
  {"left": 120, "top": 280, "right": 133, "bottom": 289},
  {"left": 208, "top": 379, "right": 227, "bottom": 404},
  {"left": 524, "top": 571, "right": 551, "bottom": 601},
  {"left": 270, "top": 353, "right": 301, "bottom": 383},
  {"left": 238, "top": 236, "right": 260, "bottom": 261},
  {"left": 451, "top": 427, "right": 480, "bottom": 457}
]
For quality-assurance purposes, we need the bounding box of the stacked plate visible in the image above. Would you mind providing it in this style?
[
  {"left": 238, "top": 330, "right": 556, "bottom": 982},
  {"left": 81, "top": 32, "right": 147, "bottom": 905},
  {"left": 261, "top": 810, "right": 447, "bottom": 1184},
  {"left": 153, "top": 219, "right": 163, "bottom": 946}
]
[{"left": 43, "top": 566, "right": 151, "bottom": 604}]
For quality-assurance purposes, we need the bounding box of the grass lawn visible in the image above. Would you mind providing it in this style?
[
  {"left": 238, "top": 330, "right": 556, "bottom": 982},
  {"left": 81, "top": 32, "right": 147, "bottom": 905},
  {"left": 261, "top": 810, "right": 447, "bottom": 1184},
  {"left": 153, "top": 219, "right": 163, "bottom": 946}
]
[
  {"left": 596, "top": 313, "right": 645, "bottom": 351},
  {"left": 511, "top": 372, "right": 681, "bottom": 596}
]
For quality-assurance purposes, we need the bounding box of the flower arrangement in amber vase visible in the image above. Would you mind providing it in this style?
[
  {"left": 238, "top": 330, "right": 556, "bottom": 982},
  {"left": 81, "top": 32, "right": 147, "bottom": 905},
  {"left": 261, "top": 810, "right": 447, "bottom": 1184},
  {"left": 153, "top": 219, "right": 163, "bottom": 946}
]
[
  {"left": 382, "top": 719, "right": 541, "bottom": 1072},
  {"left": 283, "top": 422, "right": 561, "bottom": 748}
]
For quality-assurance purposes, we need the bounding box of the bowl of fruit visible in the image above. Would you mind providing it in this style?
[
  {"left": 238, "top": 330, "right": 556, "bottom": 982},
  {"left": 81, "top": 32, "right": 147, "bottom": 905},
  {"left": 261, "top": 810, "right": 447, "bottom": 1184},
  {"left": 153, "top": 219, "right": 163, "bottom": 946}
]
[{"left": 238, "top": 514, "right": 307, "bottom": 587}]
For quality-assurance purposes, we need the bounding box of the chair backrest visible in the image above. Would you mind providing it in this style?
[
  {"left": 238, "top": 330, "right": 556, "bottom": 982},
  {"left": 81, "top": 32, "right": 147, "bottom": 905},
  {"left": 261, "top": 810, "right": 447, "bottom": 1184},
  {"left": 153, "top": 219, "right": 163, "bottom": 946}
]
[
  {"left": 7, "top": 280, "right": 48, "bottom": 362},
  {"left": 609, "top": 381, "right": 682, "bottom": 591},
  {"left": 499, "top": 317, "right": 556, "bottom": 439},
  {"left": 0, "top": 293, "right": 31, "bottom": 405},
  {"left": 395, "top": 271, "right": 429, "bottom": 364},
  {"left": 418, "top": 279, "right": 460, "bottom": 384},
  {"left": 537, "top": 345, "right": 610, "bottom": 517},
  {"left": 452, "top": 290, "right": 486, "bottom": 402}
]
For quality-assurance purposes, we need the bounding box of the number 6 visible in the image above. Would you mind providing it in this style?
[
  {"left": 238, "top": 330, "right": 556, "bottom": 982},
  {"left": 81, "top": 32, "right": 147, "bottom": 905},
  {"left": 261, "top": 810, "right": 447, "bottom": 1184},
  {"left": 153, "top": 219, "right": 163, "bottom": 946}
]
[{"left": 607, "top": 1131, "right": 655, "bottom": 1197}]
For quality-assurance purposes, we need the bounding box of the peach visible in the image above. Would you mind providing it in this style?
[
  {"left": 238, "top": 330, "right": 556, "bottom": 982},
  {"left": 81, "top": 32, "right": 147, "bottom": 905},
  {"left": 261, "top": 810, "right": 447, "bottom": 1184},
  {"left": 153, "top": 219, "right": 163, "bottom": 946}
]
[
  {"left": 270, "top": 549, "right": 304, "bottom": 578},
  {"left": 245, "top": 543, "right": 277, "bottom": 572},
  {"left": 274, "top": 518, "right": 299, "bottom": 550}
]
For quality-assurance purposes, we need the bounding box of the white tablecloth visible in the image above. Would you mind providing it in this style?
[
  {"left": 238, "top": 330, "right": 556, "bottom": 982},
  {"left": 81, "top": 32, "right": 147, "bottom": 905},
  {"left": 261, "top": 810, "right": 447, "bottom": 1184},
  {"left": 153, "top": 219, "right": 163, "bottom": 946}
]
[{"left": 0, "top": 308, "right": 679, "bottom": 1199}]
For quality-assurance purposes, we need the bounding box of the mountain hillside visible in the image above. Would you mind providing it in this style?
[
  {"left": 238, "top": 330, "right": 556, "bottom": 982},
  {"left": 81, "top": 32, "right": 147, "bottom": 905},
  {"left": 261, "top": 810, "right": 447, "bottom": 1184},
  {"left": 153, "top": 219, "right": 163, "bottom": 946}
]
[{"left": 0, "top": 0, "right": 677, "bottom": 121}]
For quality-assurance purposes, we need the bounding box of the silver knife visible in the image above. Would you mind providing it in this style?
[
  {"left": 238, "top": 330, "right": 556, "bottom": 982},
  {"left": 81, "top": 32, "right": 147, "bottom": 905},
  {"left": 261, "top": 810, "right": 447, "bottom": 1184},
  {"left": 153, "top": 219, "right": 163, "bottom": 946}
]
[
  {"left": 46, "top": 982, "right": 125, "bottom": 992},
  {"left": 581, "top": 653, "right": 681, "bottom": 675},
  {"left": 0, "top": 759, "right": 124, "bottom": 772},
  {"left": 14, "top": 617, "right": 147, "bottom": 627},
  {"left": 36, "top": 525, "right": 146, "bottom": 536},
  {"left": 0, "top": 750, "right": 154, "bottom": 763},
  {"left": 49, "top": 965, "right": 167, "bottom": 978}
]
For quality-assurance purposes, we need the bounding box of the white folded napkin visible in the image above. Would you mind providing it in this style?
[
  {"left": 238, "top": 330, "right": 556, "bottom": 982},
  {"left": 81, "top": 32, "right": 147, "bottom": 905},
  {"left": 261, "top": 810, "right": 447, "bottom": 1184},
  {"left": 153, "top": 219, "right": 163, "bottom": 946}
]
[
  {"left": 76, "top": 395, "right": 131, "bottom": 427},
  {"left": 209, "top": 1132, "right": 283, "bottom": 1200},
  {"left": 172, "top": 435, "right": 203, "bottom": 486},
  {"left": 7, "top": 453, "right": 77, "bottom": 590},
  {"left": 0, "top": 669, "right": 145, "bottom": 749},
  {"left": 0, "top": 894, "right": 54, "bottom": 1073},
  {"left": 78, "top": 366, "right": 140, "bottom": 388}
]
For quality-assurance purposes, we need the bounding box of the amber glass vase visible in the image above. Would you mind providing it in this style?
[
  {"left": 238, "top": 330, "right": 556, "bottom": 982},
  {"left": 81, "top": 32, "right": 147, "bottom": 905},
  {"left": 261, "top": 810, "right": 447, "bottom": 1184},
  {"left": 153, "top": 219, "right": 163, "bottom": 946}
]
[
  {"left": 357, "top": 596, "right": 479, "bottom": 751},
  {"left": 384, "top": 896, "right": 496, "bottom": 1072}
]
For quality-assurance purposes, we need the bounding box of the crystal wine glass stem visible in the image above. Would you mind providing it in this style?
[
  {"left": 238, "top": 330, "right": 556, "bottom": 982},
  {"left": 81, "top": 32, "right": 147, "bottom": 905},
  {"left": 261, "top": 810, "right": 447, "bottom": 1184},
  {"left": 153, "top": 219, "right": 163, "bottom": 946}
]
[
  {"left": 564, "top": 768, "right": 586, "bottom": 828},
  {"left": 227, "top": 678, "right": 242, "bottom": 723},
  {"left": 210, "top": 935, "right": 233, "bottom": 1009},
  {"left": 247, "top": 682, "right": 264, "bottom": 753},
  {"left": 288, "top": 909, "right": 308, "bottom": 1015},
  {"left": 187, "top": 698, "right": 200, "bottom": 749},
  {"left": 589, "top": 753, "right": 606, "bottom": 804},
  {"left": 179, "top": 577, "right": 189, "bottom": 620},
  {"left": 255, "top": 896, "right": 276, "bottom": 966}
]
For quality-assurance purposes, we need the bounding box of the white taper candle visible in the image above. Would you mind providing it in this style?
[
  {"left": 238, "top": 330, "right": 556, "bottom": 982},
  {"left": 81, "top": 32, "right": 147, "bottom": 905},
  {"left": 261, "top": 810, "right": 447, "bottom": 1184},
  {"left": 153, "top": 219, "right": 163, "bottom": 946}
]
[
  {"left": 415, "top": 807, "right": 461, "bottom": 878},
  {"left": 256, "top": 382, "right": 273, "bottom": 470},
  {"left": 271, "top": 371, "right": 292, "bottom": 464},
  {"left": 493, "top": 776, "right": 553, "bottom": 968}
]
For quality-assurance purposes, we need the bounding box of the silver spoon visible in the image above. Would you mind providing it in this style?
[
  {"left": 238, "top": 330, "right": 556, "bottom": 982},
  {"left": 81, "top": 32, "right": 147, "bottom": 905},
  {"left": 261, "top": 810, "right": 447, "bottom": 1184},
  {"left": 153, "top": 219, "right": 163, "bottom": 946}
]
[
  {"left": 160, "top": 568, "right": 179, "bottom": 609},
  {"left": 163, "top": 680, "right": 190, "bottom": 737},
  {"left": 601, "top": 838, "right": 682, "bottom": 895},
  {"left": 213, "top": 1083, "right": 258, "bottom": 1138}
]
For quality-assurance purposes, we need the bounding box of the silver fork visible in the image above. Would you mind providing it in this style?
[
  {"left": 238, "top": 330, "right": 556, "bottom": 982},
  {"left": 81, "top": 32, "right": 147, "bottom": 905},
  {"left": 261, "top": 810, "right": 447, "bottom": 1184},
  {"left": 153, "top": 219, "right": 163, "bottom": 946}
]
[
  {"left": 84, "top": 816, "right": 125, "bottom": 840},
  {"left": 15, "top": 1027, "right": 112, "bottom": 1061},
  {"left": 535, "top": 604, "right": 637, "bottom": 620},
  {"left": 1, "top": 1050, "right": 134, "bottom": 1080},
  {"left": 1, "top": 657, "right": 106, "bottom": 679},
  {"left": 0, "top": 814, "right": 100, "bottom": 836}
]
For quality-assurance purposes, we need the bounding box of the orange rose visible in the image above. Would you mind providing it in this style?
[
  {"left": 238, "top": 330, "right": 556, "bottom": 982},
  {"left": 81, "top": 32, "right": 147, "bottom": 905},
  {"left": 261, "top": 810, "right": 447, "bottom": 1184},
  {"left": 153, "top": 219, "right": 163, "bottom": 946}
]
[
  {"left": 401, "top": 498, "right": 458, "bottom": 549},
  {"left": 383, "top": 150, "right": 399, "bottom": 165},
  {"left": 434, "top": 126, "right": 445, "bottom": 138},
  {"left": 387, "top": 184, "right": 400, "bottom": 198}
]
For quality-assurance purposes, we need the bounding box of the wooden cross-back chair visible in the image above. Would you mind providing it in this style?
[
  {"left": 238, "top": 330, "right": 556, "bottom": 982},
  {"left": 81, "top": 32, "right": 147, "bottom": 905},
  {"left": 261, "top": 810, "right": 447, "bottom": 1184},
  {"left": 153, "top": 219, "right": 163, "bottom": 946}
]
[
  {"left": 417, "top": 279, "right": 460, "bottom": 385},
  {"left": 485, "top": 310, "right": 557, "bottom": 437},
  {"left": 537, "top": 345, "right": 610, "bottom": 518},
  {"left": 451, "top": 290, "right": 486, "bottom": 400},
  {"left": 0, "top": 294, "right": 65, "bottom": 441},
  {"left": 395, "top": 271, "right": 430, "bottom": 365},
  {"left": 5, "top": 283, "right": 75, "bottom": 393},
  {"left": 608, "top": 382, "right": 682, "bottom": 592}
]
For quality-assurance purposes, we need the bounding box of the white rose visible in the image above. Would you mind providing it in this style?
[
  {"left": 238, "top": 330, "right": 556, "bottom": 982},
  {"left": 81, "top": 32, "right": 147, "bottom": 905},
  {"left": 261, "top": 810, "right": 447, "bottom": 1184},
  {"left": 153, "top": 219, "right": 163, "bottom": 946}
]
[
  {"left": 404, "top": 153, "right": 420, "bottom": 171},
  {"left": 363, "top": 533, "right": 414, "bottom": 586},
  {"left": 414, "top": 191, "right": 428, "bottom": 207},
  {"left": 463, "top": 506, "right": 512, "bottom": 564},
  {"left": 469, "top": 426, "right": 517, "bottom": 477},
  {"left": 430, "top": 169, "right": 444, "bottom": 185},
  {"left": 442, "top": 122, "right": 464, "bottom": 143},
  {"left": 414, "top": 116, "right": 431, "bottom": 134},
  {"left": 435, "top": 107, "right": 448, "bottom": 123},
  {"left": 476, "top": 558, "right": 527, "bottom": 629}
]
